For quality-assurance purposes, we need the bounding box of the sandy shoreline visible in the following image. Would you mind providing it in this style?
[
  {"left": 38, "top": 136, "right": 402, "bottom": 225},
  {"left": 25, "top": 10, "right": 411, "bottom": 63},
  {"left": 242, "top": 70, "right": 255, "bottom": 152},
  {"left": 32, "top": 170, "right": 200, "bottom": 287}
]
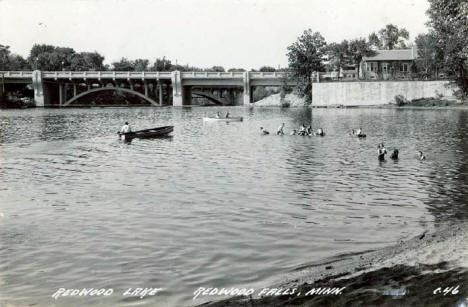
[{"left": 198, "top": 222, "right": 468, "bottom": 306}]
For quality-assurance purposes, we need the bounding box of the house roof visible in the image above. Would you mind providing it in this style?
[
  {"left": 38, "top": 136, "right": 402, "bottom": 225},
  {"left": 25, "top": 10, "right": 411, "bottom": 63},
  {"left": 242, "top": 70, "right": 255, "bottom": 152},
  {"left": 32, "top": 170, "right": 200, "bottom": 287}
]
[{"left": 363, "top": 48, "right": 417, "bottom": 61}]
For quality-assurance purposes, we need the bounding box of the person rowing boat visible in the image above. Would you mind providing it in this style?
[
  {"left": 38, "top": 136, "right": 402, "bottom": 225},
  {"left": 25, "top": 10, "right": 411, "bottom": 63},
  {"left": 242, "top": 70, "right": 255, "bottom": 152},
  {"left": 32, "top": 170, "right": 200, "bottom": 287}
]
[{"left": 120, "top": 122, "right": 131, "bottom": 134}]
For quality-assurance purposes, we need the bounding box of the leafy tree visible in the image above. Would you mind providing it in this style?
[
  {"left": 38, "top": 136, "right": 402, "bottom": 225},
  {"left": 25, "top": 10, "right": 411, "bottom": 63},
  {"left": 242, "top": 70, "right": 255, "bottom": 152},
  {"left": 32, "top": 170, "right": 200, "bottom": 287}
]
[
  {"left": 151, "top": 57, "right": 172, "bottom": 71},
  {"left": 259, "top": 66, "right": 276, "bottom": 72},
  {"left": 326, "top": 40, "right": 350, "bottom": 71},
  {"left": 426, "top": 0, "right": 468, "bottom": 99},
  {"left": 6, "top": 54, "right": 30, "bottom": 70},
  {"left": 170, "top": 64, "right": 188, "bottom": 71},
  {"left": 112, "top": 57, "right": 134, "bottom": 71},
  {"left": 287, "top": 29, "right": 327, "bottom": 101},
  {"left": 228, "top": 68, "right": 246, "bottom": 72},
  {"left": 133, "top": 59, "right": 149, "bottom": 71},
  {"left": 369, "top": 24, "right": 410, "bottom": 50},
  {"left": 69, "top": 52, "right": 105, "bottom": 71},
  {"left": 28, "top": 44, "right": 76, "bottom": 70},
  {"left": 207, "top": 66, "right": 225, "bottom": 72},
  {"left": 348, "top": 38, "right": 375, "bottom": 79},
  {"left": 0, "top": 44, "right": 11, "bottom": 70},
  {"left": 414, "top": 33, "right": 438, "bottom": 78}
]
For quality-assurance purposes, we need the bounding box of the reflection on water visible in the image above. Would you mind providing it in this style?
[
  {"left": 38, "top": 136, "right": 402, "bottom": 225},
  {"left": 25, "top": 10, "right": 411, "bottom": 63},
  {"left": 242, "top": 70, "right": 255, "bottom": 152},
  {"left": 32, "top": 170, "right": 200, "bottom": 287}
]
[{"left": 0, "top": 106, "right": 468, "bottom": 307}]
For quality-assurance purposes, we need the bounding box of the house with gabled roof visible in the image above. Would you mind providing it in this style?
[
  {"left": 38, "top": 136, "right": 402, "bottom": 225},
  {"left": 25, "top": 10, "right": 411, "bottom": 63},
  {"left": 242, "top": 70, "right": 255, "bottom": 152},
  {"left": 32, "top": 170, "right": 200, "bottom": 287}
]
[{"left": 360, "top": 46, "right": 418, "bottom": 80}]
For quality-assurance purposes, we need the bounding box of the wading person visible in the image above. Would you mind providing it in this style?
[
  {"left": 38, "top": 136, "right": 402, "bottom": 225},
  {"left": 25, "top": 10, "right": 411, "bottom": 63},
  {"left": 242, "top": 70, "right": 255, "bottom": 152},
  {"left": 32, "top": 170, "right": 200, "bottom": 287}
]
[
  {"left": 378, "top": 143, "right": 387, "bottom": 161},
  {"left": 299, "top": 124, "right": 307, "bottom": 135},
  {"left": 316, "top": 128, "right": 325, "bottom": 136},
  {"left": 277, "top": 123, "right": 285, "bottom": 135}
]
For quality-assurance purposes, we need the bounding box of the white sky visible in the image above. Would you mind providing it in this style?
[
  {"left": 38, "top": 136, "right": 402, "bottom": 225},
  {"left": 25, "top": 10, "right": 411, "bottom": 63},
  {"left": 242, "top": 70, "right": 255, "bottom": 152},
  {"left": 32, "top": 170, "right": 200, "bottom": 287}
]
[{"left": 0, "top": 0, "right": 430, "bottom": 70}]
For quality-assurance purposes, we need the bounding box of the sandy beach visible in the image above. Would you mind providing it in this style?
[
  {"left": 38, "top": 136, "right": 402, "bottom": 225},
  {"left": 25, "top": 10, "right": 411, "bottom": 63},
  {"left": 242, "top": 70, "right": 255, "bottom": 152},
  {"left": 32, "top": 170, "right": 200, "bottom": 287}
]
[{"left": 199, "top": 222, "right": 468, "bottom": 307}]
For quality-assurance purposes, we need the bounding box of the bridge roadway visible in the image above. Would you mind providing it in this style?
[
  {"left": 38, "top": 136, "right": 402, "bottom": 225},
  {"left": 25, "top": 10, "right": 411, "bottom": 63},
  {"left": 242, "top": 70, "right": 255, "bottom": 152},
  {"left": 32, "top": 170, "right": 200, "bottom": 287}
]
[{"left": 0, "top": 70, "right": 295, "bottom": 107}]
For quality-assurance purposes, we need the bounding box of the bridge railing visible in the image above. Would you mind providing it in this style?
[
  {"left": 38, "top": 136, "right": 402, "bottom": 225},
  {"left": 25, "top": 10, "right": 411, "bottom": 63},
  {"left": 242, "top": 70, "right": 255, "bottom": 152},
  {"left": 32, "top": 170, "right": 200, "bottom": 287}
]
[
  {"left": 249, "top": 71, "right": 290, "bottom": 78},
  {"left": 1, "top": 70, "right": 293, "bottom": 80},
  {"left": 0, "top": 71, "right": 33, "bottom": 78},
  {"left": 41, "top": 71, "right": 173, "bottom": 80},
  {"left": 181, "top": 71, "right": 245, "bottom": 79}
]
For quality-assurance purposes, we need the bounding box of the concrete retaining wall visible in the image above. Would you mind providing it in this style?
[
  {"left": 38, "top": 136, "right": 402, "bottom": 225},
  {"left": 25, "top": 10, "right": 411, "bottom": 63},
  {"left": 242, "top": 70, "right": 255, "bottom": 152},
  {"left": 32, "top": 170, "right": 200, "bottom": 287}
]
[{"left": 312, "top": 80, "right": 456, "bottom": 106}]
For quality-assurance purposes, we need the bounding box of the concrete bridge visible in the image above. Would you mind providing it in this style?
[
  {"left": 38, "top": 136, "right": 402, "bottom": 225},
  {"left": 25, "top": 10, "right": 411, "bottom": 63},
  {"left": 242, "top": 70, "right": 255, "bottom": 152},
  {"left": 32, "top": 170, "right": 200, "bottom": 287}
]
[{"left": 0, "top": 70, "right": 295, "bottom": 107}]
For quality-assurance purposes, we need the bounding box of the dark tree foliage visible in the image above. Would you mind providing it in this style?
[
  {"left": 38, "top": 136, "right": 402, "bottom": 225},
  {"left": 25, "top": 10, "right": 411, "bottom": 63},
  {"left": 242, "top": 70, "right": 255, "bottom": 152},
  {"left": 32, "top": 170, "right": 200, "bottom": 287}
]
[
  {"left": 427, "top": 0, "right": 468, "bottom": 99},
  {"left": 228, "top": 68, "right": 246, "bottom": 72},
  {"left": 414, "top": 33, "right": 439, "bottom": 78},
  {"left": 348, "top": 38, "right": 375, "bottom": 78},
  {"left": 368, "top": 24, "right": 410, "bottom": 50},
  {"left": 151, "top": 57, "right": 172, "bottom": 71},
  {"left": 0, "top": 44, "right": 31, "bottom": 70},
  {"left": 206, "top": 66, "right": 225, "bottom": 72},
  {"left": 259, "top": 66, "right": 276, "bottom": 72},
  {"left": 287, "top": 29, "right": 327, "bottom": 102},
  {"left": 326, "top": 40, "right": 351, "bottom": 71},
  {"left": 111, "top": 57, "right": 135, "bottom": 71},
  {"left": 28, "top": 44, "right": 105, "bottom": 71}
]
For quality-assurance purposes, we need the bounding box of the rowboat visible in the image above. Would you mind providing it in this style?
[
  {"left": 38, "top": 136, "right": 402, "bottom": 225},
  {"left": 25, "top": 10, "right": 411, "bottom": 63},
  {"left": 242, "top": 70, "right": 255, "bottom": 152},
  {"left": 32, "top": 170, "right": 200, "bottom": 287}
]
[
  {"left": 118, "top": 126, "right": 174, "bottom": 141},
  {"left": 203, "top": 116, "right": 243, "bottom": 122}
]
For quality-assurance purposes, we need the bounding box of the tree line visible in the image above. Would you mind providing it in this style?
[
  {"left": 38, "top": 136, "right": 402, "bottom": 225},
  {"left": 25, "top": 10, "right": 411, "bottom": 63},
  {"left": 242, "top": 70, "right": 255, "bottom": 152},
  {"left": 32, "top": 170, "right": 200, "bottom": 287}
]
[{"left": 0, "top": 43, "right": 281, "bottom": 73}]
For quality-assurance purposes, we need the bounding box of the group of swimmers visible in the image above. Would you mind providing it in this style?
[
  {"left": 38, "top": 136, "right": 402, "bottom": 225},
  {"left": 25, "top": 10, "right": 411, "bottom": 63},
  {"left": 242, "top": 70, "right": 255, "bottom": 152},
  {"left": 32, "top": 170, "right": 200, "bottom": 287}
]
[
  {"left": 377, "top": 143, "right": 426, "bottom": 161},
  {"left": 259, "top": 124, "right": 427, "bottom": 161},
  {"left": 260, "top": 123, "right": 325, "bottom": 136}
]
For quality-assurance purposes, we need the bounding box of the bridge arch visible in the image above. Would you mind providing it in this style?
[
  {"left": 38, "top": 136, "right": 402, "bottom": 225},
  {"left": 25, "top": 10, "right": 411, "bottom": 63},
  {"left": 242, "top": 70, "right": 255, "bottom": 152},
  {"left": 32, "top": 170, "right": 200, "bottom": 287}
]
[
  {"left": 192, "top": 91, "right": 229, "bottom": 105},
  {"left": 63, "top": 87, "right": 159, "bottom": 106}
]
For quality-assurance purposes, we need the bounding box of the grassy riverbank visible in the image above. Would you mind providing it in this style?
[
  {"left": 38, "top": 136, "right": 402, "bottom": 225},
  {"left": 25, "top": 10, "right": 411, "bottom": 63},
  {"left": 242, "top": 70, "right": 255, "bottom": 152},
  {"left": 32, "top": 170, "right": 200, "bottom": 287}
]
[{"left": 198, "top": 222, "right": 468, "bottom": 307}]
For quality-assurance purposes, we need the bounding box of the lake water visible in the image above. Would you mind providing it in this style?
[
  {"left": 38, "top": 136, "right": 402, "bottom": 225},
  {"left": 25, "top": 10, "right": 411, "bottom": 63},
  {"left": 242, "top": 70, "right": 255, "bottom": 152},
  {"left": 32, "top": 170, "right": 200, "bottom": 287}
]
[{"left": 1, "top": 106, "right": 468, "bottom": 307}]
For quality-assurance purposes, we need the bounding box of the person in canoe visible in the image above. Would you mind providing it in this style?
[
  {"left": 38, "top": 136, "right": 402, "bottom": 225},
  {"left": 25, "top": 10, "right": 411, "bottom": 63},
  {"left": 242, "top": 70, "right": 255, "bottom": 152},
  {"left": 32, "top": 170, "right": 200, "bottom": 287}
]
[
  {"left": 277, "top": 123, "right": 285, "bottom": 135},
  {"left": 225, "top": 112, "right": 230, "bottom": 118},
  {"left": 120, "top": 122, "right": 132, "bottom": 134}
]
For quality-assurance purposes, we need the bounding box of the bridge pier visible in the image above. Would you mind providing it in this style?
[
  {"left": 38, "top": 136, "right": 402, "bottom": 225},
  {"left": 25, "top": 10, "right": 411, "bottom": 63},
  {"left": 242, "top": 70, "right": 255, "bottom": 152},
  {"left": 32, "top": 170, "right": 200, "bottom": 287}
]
[
  {"left": 73, "top": 83, "right": 77, "bottom": 97},
  {"left": 144, "top": 82, "right": 149, "bottom": 97},
  {"left": 243, "top": 72, "right": 251, "bottom": 105},
  {"left": 32, "top": 70, "right": 51, "bottom": 107},
  {"left": 157, "top": 82, "right": 163, "bottom": 105},
  {"left": 59, "top": 83, "right": 65, "bottom": 106},
  {"left": 171, "top": 71, "right": 183, "bottom": 106}
]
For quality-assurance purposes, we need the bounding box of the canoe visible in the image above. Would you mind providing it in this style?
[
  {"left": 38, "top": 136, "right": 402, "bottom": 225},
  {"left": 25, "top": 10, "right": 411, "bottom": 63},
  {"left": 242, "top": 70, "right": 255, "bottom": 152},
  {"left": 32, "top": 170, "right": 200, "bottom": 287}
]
[
  {"left": 203, "top": 116, "right": 243, "bottom": 122},
  {"left": 118, "top": 126, "right": 173, "bottom": 141}
]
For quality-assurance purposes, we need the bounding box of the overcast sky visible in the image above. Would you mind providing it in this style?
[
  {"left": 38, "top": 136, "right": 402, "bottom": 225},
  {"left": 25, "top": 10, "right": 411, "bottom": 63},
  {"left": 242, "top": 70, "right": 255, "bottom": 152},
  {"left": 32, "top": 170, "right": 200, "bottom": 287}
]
[{"left": 0, "top": 0, "right": 430, "bottom": 70}]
